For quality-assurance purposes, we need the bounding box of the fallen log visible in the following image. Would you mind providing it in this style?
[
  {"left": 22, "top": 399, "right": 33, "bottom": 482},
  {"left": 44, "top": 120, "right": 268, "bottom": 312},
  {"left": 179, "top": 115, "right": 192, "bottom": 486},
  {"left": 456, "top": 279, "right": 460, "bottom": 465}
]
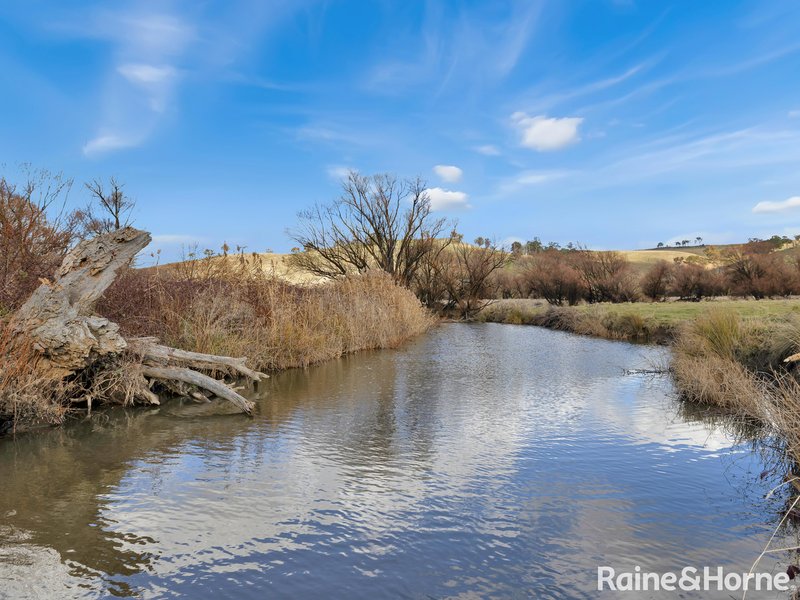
[
  {"left": 11, "top": 227, "right": 259, "bottom": 415},
  {"left": 141, "top": 366, "right": 253, "bottom": 414}
]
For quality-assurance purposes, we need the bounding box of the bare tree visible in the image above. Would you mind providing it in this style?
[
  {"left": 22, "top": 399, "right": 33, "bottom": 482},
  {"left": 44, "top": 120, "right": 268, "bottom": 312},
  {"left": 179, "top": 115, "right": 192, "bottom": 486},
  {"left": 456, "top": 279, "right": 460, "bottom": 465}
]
[
  {"left": 82, "top": 177, "right": 135, "bottom": 235},
  {"left": 640, "top": 260, "right": 673, "bottom": 301},
  {"left": 573, "top": 249, "right": 638, "bottom": 303},
  {"left": 433, "top": 241, "right": 508, "bottom": 319},
  {"left": 289, "top": 172, "right": 452, "bottom": 287},
  {"left": 0, "top": 167, "right": 77, "bottom": 310}
]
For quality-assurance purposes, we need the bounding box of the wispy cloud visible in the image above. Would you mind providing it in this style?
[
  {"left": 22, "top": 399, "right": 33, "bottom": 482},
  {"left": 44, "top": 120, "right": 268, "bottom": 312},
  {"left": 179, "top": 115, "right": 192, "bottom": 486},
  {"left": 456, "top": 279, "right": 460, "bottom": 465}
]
[
  {"left": 474, "top": 144, "right": 501, "bottom": 156},
  {"left": 426, "top": 187, "right": 470, "bottom": 211},
  {"left": 752, "top": 196, "right": 800, "bottom": 214},
  {"left": 118, "top": 63, "right": 177, "bottom": 85},
  {"left": 365, "top": 1, "right": 542, "bottom": 94},
  {"left": 83, "top": 133, "right": 143, "bottom": 156},
  {"left": 326, "top": 165, "right": 354, "bottom": 180},
  {"left": 152, "top": 234, "right": 202, "bottom": 245},
  {"left": 80, "top": 10, "right": 195, "bottom": 156},
  {"left": 433, "top": 165, "right": 463, "bottom": 183},
  {"left": 497, "top": 170, "right": 571, "bottom": 194},
  {"left": 511, "top": 112, "right": 583, "bottom": 151}
]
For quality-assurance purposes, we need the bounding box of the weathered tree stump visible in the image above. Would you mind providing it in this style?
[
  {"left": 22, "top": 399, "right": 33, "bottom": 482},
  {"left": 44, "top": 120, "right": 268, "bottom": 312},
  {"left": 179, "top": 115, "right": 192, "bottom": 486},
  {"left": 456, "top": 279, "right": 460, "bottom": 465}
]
[{"left": 12, "top": 227, "right": 264, "bottom": 414}]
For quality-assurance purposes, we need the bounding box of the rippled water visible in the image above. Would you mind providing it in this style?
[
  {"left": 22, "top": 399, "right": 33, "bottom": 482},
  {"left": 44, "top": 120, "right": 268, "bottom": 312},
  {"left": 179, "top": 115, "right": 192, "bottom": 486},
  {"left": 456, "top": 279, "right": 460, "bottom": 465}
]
[{"left": 0, "top": 323, "right": 794, "bottom": 598}]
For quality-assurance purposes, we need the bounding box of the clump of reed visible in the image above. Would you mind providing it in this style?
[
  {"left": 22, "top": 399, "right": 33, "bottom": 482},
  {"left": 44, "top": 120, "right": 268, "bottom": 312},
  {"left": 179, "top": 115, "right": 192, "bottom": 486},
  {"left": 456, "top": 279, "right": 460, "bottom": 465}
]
[
  {"left": 99, "top": 264, "right": 435, "bottom": 373},
  {"left": 672, "top": 308, "right": 800, "bottom": 459},
  {"left": 0, "top": 322, "right": 68, "bottom": 431}
]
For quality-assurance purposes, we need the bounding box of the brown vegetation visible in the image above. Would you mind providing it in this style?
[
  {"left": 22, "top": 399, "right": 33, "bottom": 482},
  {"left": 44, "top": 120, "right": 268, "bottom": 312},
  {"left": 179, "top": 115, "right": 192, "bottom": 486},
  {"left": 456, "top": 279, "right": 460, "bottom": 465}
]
[
  {"left": 0, "top": 169, "right": 435, "bottom": 433},
  {"left": 489, "top": 238, "right": 800, "bottom": 306},
  {"left": 100, "top": 265, "right": 434, "bottom": 372},
  {"left": 0, "top": 171, "right": 78, "bottom": 312},
  {"left": 670, "top": 309, "right": 800, "bottom": 464}
]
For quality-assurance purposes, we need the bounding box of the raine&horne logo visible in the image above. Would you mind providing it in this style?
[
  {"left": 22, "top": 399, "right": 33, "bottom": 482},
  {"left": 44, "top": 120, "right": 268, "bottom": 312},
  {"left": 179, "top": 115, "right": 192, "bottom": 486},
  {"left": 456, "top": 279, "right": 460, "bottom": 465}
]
[{"left": 597, "top": 565, "right": 793, "bottom": 593}]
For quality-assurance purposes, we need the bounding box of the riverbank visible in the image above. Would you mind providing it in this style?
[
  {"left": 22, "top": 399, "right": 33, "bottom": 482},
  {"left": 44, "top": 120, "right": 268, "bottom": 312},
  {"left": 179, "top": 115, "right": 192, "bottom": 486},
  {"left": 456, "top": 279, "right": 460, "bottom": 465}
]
[
  {"left": 478, "top": 298, "right": 800, "bottom": 343},
  {"left": 0, "top": 269, "right": 434, "bottom": 433}
]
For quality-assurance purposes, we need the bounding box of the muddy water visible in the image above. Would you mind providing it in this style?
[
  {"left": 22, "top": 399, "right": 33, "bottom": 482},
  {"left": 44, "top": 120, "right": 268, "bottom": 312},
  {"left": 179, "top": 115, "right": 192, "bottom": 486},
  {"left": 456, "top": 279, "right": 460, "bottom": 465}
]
[{"left": 0, "top": 323, "right": 793, "bottom": 598}]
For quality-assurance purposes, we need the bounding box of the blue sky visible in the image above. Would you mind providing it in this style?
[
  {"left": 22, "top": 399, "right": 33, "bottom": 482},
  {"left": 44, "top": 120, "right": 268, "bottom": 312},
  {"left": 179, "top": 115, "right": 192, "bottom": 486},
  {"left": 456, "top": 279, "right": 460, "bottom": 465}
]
[{"left": 1, "top": 0, "right": 800, "bottom": 260}]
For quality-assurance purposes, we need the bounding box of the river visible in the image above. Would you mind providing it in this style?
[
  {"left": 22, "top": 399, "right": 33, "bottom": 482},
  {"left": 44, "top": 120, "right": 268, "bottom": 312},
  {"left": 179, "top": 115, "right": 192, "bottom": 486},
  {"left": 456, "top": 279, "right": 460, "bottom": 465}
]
[{"left": 0, "top": 323, "right": 794, "bottom": 598}]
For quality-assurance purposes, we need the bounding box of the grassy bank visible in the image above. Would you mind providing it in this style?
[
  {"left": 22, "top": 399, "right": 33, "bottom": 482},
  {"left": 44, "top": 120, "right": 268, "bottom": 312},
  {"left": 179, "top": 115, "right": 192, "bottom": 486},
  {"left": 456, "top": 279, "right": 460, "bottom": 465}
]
[
  {"left": 478, "top": 298, "right": 800, "bottom": 343},
  {"left": 671, "top": 310, "right": 800, "bottom": 462},
  {"left": 1, "top": 269, "right": 434, "bottom": 432}
]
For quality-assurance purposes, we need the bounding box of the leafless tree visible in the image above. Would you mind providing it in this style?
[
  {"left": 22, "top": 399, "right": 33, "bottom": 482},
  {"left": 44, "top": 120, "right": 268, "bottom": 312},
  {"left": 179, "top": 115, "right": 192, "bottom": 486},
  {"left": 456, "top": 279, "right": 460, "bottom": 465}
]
[
  {"left": 640, "top": 260, "right": 673, "bottom": 301},
  {"left": 573, "top": 249, "right": 638, "bottom": 303},
  {"left": 82, "top": 176, "right": 135, "bottom": 235},
  {"left": 433, "top": 241, "right": 508, "bottom": 319},
  {"left": 289, "top": 171, "right": 452, "bottom": 287},
  {"left": 0, "top": 166, "right": 77, "bottom": 310}
]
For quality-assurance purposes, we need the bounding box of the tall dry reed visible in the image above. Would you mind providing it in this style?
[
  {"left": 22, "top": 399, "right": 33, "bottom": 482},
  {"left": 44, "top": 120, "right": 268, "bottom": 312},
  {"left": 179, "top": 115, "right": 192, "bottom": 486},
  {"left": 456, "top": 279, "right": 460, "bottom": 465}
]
[
  {"left": 0, "top": 321, "right": 68, "bottom": 431},
  {"left": 99, "top": 266, "right": 435, "bottom": 372}
]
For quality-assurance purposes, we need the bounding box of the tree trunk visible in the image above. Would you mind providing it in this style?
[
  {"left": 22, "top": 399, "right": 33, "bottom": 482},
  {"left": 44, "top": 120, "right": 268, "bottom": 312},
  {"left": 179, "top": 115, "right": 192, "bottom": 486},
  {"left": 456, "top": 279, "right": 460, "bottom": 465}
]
[{"left": 11, "top": 227, "right": 262, "bottom": 415}]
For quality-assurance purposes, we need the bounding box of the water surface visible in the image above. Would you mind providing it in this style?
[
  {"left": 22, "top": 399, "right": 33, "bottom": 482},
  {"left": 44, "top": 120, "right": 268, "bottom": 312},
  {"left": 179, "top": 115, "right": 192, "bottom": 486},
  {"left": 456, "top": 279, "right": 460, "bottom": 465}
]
[{"left": 0, "top": 323, "right": 792, "bottom": 598}]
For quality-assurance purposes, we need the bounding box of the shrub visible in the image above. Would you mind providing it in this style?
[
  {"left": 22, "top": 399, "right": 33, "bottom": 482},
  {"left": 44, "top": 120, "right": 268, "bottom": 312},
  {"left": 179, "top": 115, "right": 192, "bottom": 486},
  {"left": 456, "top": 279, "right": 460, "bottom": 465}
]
[
  {"left": 641, "top": 261, "right": 673, "bottom": 301},
  {"left": 0, "top": 173, "right": 77, "bottom": 312},
  {"left": 573, "top": 250, "right": 638, "bottom": 303},
  {"left": 669, "top": 263, "right": 724, "bottom": 300},
  {"left": 725, "top": 251, "right": 798, "bottom": 299},
  {"left": 525, "top": 251, "right": 585, "bottom": 306}
]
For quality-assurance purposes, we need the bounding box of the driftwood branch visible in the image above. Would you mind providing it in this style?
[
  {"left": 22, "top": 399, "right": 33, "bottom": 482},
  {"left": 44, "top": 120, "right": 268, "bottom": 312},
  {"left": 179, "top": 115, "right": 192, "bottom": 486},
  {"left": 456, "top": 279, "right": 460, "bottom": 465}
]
[
  {"left": 11, "top": 227, "right": 262, "bottom": 415},
  {"left": 128, "top": 339, "right": 269, "bottom": 382},
  {"left": 141, "top": 366, "right": 254, "bottom": 415}
]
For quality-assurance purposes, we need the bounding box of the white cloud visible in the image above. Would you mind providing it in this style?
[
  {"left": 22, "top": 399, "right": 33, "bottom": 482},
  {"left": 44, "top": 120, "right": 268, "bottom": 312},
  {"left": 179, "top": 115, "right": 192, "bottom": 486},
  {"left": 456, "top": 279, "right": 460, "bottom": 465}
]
[
  {"left": 789, "top": 110, "right": 800, "bottom": 118},
  {"left": 82, "top": 133, "right": 140, "bottom": 156},
  {"left": 326, "top": 165, "right": 354, "bottom": 180},
  {"left": 152, "top": 234, "right": 201, "bottom": 244},
  {"left": 425, "top": 187, "right": 470, "bottom": 211},
  {"left": 511, "top": 112, "right": 584, "bottom": 151},
  {"left": 497, "top": 170, "right": 571, "bottom": 194},
  {"left": 474, "top": 144, "right": 500, "bottom": 156},
  {"left": 752, "top": 196, "right": 800, "bottom": 214},
  {"left": 433, "top": 165, "right": 463, "bottom": 183},
  {"left": 118, "top": 63, "right": 177, "bottom": 85}
]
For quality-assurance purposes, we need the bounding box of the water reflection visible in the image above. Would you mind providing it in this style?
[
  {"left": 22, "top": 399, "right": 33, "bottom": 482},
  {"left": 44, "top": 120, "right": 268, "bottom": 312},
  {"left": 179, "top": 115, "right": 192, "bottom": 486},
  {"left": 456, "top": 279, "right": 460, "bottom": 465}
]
[{"left": 0, "top": 323, "right": 794, "bottom": 599}]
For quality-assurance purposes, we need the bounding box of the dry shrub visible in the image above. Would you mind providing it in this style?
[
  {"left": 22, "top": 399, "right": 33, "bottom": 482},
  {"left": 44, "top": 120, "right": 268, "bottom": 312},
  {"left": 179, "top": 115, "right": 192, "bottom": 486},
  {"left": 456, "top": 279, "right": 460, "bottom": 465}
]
[
  {"left": 99, "top": 267, "right": 434, "bottom": 372},
  {"left": 573, "top": 250, "right": 639, "bottom": 303},
  {"left": 672, "top": 350, "right": 765, "bottom": 416},
  {"left": 0, "top": 172, "right": 77, "bottom": 313},
  {"left": 476, "top": 299, "right": 546, "bottom": 325},
  {"left": 767, "top": 375, "right": 800, "bottom": 463},
  {"left": 669, "top": 263, "right": 725, "bottom": 300},
  {"left": 641, "top": 261, "right": 673, "bottom": 301},
  {"left": 526, "top": 251, "right": 585, "bottom": 306},
  {"left": 0, "top": 321, "right": 68, "bottom": 431},
  {"left": 725, "top": 251, "right": 799, "bottom": 299}
]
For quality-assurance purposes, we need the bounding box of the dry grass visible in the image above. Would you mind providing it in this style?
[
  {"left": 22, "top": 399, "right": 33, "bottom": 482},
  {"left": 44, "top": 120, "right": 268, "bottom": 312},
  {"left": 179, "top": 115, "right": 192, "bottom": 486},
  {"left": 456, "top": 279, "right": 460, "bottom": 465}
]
[
  {"left": 671, "top": 309, "right": 800, "bottom": 465},
  {"left": 620, "top": 249, "right": 709, "bottom": 274},
  {"left": 100, "top": 267, "right": 434, "bottom": 373},
  {"left": 0, "top": 321, "right": 68, "bottom": 431},
  {"left": 477, "top": 300, "right": 673, "bottom": 343}
]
